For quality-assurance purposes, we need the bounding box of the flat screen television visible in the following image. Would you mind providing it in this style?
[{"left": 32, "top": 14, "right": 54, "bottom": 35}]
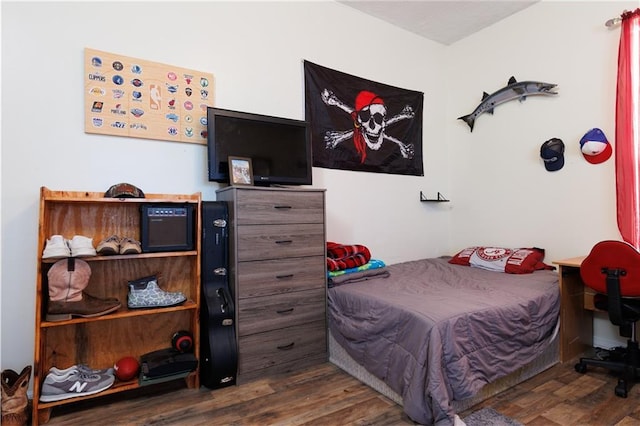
[{"left": 207, "top": 107, "right": 312, "bottom": 186}]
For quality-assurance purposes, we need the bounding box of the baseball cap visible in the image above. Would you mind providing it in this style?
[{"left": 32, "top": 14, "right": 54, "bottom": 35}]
[
  {"left": 580, "top": 128, "right": 612, "bottom": 164},
  {"left": 540, "top": 138, "right": 565, "bottom": 172},
  {"left": 104, "top": 183, "right": 145, "bottom": 198}
]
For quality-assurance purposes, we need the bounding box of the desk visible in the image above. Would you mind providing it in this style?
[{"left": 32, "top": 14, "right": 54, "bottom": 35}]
[{"left": 554, "top": 256, "right": 597, "bottom": 363}]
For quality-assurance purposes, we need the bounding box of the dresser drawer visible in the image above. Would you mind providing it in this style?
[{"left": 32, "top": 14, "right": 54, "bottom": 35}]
[
  {"left": 238, "top": 288, "right": 326, "bottom": 336},
  {"left": 238, "top": 256, "right": 325, "bottom": 298},
  {"left": 235, "top": 190, "right": 324, "bottom": 225},
  {"left": 238, "top": 320, "right": 326, "bottom": 374},
  {"left": 237, "top": 223, "right": 324, "bottom": 261}
]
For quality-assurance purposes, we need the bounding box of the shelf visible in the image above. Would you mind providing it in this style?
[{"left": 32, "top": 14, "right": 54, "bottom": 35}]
[
  {"left": 42, "top": 188, "right": 200, "bottom": 204},
  {"left": 41, "top": 251, "right": 198, "bottom": 264},
  {"left": 419, "top": 191, "right": 450, "bottom": 202},
  {"left": 33, "top": 187, "right": 202, "bottom": 424},
  {"left": 40, "top": 300, "right": 198, "bottom": 328},
  {"left": 36, "top": 371, "right": 197, "bottom": 410}
]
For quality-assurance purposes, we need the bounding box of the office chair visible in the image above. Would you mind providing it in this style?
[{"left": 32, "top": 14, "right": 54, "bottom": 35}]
[{"left": 574, "top": 240, "right": 640, "bottom": 397}]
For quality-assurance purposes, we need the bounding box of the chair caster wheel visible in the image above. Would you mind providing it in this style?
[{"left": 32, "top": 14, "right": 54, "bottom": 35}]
[
  {"left": 615, "top": 387, "right": 628, "bottom": 398},
  {"left": 575, "top": 362, "right": 587, "bottom": 373},
  {"left": 615, "top": 380, "right": 628, "bottom": 398}
]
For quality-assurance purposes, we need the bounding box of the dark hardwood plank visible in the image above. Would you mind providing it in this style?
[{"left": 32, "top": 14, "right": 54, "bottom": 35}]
[{"left": 43, "top": 358, "right": 640, "bottom": 426}]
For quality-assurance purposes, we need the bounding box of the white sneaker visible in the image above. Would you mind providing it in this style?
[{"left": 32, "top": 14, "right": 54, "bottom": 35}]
[
  {"left": 42, "top": 235, "right": 71, "bottom": 259},
  {"left": 69, "top": 235, "right": 97, "bottom": 257}
]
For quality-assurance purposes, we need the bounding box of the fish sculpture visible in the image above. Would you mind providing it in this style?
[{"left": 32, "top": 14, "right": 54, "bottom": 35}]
[{"left": 458, "top": 76, "right": 558, "bottom": 132}]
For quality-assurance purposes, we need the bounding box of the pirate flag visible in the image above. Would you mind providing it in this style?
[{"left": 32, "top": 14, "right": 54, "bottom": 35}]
[{"left": 304, "top": 60, "right": 424, "bottom": 176}]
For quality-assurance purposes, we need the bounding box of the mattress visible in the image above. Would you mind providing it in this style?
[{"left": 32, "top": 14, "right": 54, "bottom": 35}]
[{"left": 327, "top": 257, "right": 560, "bottom": 425}]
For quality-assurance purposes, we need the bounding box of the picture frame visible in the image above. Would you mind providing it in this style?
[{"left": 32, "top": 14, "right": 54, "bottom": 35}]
[{"left": 228, "top": 156, "right": 253, "bottom": 186}]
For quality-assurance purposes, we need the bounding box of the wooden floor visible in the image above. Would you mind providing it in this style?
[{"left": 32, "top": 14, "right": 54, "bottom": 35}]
[{"left": 42, "top": 358, "right": 640, "bottom": 426}]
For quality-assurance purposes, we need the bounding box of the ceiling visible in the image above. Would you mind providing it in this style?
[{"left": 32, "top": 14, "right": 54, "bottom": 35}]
[{"left": 337, "top": 1, "right": 540, "bottom": 45}]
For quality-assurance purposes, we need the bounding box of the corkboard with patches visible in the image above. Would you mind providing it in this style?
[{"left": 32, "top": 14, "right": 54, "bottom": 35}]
[{"left": 84, "top": 47, "right": 214, "bottom": 145}]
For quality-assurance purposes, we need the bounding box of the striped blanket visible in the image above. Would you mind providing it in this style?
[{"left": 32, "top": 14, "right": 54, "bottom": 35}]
[{"left": 326, "top": 241, "right": 371, "bottom": 272}]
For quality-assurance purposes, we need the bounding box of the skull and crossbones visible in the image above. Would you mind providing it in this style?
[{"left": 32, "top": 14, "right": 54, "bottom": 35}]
[{"left": 321, "top": 88, "right": 415, "bottom": 163}]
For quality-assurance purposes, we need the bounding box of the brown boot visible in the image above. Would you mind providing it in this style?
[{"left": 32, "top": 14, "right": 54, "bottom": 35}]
[
  {"left": 47, "top": 292, "right": 121, "bottom": 320},
  {"left": 1, "top": 365, "right": 31, "bottom": 426},
  {"left": 46, "top": 258, "right": 121, "bottom": 321}
]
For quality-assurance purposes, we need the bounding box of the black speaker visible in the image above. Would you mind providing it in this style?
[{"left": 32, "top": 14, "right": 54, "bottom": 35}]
[
  {"left": 200, "top": 201, "right": 237, "bottom": 389},
  {"left": 140, "top": 204, "right": 194, "bottom": 252}
]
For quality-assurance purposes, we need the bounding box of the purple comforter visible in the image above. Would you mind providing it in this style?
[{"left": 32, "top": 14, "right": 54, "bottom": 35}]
[{"left": 328, "top": 257, "right": 559, "bottom": 425}]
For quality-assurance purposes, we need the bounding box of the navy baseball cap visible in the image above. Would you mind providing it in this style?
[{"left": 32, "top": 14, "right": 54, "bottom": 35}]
[{"left": 540, "top": 138, "right": 565, "bottom": 172}]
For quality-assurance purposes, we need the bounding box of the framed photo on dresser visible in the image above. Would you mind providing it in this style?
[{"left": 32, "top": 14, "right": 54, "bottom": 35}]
[{"left": 228, "top": 156, "right": 253, "bottom": 186}]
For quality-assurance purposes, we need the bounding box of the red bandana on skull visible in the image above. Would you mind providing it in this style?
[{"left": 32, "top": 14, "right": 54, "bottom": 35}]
[{"left": 351, "top": 90, "right": 384, "bottom": 163}]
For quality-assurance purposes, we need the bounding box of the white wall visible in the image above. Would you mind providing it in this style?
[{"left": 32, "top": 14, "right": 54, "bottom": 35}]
[
  {"left": 1, "top": 2, "right": 448, "bottom": 374},
  {"left": 446, "top": 0, "right": 638, "bottom": 348},
  {"left": 2, "top": 0, "right": 635, "bottom": 377}
]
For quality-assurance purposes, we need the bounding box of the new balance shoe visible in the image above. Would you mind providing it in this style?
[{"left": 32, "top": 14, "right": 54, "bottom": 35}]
[
  {"left": 96, "top": 235, "right": 120, "bottom": 255},
  {"left": 127, "top": 275, "right": 186, "bottom": 309},
  {"left": 119, "top": 237, "right": 142, "bottom": 255},
  {"left": 39, "top": 370, "right": 114, "bottom": 402},
  {"left": 69, "top": 235, "right": 97, "bottom": 257},
  {"left": 42, "top": 235, "right": 71, "bottom": 259},
  {"left": 49, "top": 364, "right": 114, "bottom": 377}
]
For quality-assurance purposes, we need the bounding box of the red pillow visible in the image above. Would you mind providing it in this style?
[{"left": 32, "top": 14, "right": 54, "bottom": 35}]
[
  {"left": 448, "top": 246, "right": 478, "bottom": 266},
  {"left": 449, "top": 246, "right": 554, "bottom": 274}
]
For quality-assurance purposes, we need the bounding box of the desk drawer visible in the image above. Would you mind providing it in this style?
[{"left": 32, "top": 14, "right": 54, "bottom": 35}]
[
  {"left": 238, "top": 288, "right": 326, "bottom": 336},
  {"left": 237, "top": 224, "right": 324, "bottom": 261},
  {"left": 238, "top": 320, "right": 326, "bottom": 374},
  {"left": 236, "top": 190, "right": 324, "bottom": 225}
]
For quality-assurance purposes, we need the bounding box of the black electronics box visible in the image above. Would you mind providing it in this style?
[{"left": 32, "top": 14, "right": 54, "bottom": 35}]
[
  {"left": 140, "top": 204, "right": 194, "bottom": 252},
  {"left": 140, "top": 347, "right": 198, "bottom": 379}
]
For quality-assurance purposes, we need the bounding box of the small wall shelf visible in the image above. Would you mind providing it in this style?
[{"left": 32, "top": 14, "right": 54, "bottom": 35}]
[{"left": 420, "top": 191, "right": 450, "bottom": 202}]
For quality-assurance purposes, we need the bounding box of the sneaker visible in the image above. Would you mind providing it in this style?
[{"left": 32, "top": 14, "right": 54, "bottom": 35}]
[
  {"left": 119, "top": 237, "right": 142, "bottom": 255},
  {"left": 49, "top": 364, "right": 114, "bottom": 377},
  {"left": 42, "top": 235, "right": 71, "bottom": 259},
  {"left": 69, "top": 235, "right": 97, "bottom": 257},
  {"left": 39, "top": 370, "right": 115, "bottom": 402},
  {"left": 96, "top": 235, "right": 120, "bottom": 255},
  {"left": 128, "top": 275, "right": 186, "bottom": 309}
]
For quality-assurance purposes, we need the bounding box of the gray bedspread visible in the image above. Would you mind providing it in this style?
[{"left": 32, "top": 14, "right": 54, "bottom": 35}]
[{"left": 328, "top": 257, "right": 559, "bottom": 426}]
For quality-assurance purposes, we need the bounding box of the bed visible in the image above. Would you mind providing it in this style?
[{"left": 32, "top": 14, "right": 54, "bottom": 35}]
[{"left": 327, "top": 256, "right": 560, "bottom": 426}]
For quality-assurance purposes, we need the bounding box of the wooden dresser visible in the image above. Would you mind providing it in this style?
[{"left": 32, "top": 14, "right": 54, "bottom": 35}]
[{"left": 216, "top": 186, "right": 327, "bottom": 383}]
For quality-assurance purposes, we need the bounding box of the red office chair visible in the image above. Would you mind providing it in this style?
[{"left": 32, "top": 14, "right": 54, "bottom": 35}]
[{"left": 574, "top": 240, "right": 640, "bottom": 397}]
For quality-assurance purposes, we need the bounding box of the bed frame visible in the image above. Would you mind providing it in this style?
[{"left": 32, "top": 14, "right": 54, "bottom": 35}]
[{"left": 328, "top": 328, "right": 559, "bottom": 412}]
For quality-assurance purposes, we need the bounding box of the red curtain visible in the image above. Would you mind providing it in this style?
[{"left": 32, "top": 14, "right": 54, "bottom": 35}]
[{"left": 616, "top": 9, "right": 640, "bottom": 249}]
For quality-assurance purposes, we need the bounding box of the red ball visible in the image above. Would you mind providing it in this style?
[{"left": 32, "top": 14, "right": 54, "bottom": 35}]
[{"left": 114, "top": 356, "right": 140, "bottom": 381}]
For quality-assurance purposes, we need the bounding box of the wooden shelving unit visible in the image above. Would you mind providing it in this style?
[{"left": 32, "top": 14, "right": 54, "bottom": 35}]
[{"left": 32, "top": 187, "right": 201, "bottom": 424}]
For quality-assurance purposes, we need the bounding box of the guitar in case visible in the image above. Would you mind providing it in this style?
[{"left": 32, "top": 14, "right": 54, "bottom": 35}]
[{"left": 200, "top": 201, "right": 238, "bottom": 389}]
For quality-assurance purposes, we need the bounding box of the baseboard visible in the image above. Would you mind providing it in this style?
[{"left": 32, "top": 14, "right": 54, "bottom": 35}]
[{"left": 593, "top": 335, "right": 628, "bottom": 350}]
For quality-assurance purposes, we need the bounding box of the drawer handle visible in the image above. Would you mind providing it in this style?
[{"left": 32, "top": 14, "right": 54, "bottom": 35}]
[
  {"left": 277, "top": 342, "right": 295, "bottom": 350},
  {"left": 275, "top": 274, "right": 294, "bottom": 279},
  {"left": 276, "top": 307, "right": 294, "bottom": 314},
  {"left": 274, "top": 205, "right": 292, "bottom": 209},
  {"left": 275, "top": 240, "right": 293, "bottom": 245}
]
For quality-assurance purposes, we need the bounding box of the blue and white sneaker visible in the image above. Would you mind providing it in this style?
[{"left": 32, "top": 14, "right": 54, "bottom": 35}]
[{"left": 39, "top": 370, "right": 115, "bottom": 402}]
